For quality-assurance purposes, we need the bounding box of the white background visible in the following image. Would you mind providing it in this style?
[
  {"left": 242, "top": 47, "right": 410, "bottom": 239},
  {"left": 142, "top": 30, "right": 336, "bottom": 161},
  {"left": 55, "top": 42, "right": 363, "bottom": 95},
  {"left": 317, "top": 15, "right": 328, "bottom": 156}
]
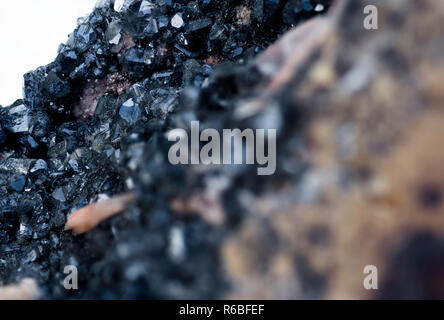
[{"left": 0, "top": 0, "right": 97, "bottom": 107}]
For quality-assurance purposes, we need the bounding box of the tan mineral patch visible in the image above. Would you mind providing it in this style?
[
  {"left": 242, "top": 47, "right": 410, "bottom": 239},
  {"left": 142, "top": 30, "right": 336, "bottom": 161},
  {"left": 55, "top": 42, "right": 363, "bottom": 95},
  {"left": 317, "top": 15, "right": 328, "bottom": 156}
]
[{"left": 0, "top": 278, "right": 41, "bottom": 300}]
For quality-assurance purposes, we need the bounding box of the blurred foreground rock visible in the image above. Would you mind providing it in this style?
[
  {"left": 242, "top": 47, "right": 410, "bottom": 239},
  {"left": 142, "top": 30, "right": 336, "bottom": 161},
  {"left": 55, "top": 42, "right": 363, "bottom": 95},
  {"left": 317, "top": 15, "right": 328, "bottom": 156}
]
[
  {"left": 222, "top": 0, "right": 444, "bottom": 299},
  {"left": 0, "top": 278, "right": 40, "bottom": 300}
]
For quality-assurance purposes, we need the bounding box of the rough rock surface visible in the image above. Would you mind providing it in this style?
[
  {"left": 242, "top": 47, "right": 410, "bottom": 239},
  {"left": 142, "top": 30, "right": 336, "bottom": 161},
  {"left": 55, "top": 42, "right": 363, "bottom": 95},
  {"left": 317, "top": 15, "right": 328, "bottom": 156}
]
[
  {"left": 0, "top": 0, "right": 332, "bottom": 299},
  {"left": 2, "top": 0, "right": 444, "bottom": 300}
]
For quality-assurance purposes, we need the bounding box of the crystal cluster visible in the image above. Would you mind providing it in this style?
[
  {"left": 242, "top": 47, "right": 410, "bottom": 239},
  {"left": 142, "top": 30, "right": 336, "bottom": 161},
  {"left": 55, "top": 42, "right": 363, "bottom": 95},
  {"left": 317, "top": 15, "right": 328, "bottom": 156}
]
[{"left": 0, "top": 0, "right": 331, "bottom": 299}]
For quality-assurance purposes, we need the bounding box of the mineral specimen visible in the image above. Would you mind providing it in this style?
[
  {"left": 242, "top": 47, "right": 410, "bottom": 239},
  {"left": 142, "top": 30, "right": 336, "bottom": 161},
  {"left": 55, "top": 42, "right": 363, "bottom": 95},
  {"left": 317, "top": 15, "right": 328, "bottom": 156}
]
[
  {"left": 0, "top": 0, "right": 333, "bottom": 299},
  {"left": 4, "top": 0, "right": 442, "bottom": 301}
]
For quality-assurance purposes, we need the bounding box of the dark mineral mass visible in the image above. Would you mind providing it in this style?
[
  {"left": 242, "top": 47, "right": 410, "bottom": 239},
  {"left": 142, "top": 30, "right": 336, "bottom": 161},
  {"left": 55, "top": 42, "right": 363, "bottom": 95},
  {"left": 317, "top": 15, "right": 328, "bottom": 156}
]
[
  {"left": 0, "top": 0, "right": 332, "bottom": 299},
  {"left": 2, "top": 0, "right": 444, "bottom": 301}
]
